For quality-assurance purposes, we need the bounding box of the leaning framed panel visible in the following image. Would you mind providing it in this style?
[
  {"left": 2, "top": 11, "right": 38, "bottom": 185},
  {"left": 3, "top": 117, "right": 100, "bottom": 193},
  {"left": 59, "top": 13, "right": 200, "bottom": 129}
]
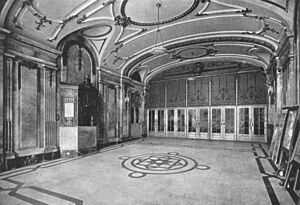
[
  {"left": 291, "top": 131, "right": 300, "bottom": 164},
  {"left": 271, "top": 109, "right": 288, "bottom": 164},
  {"left": 277, "top": 106, "right": 299, "bottom": 169},
  {"left": 282, "top": 107, "right": 299, "bottom": 152}
]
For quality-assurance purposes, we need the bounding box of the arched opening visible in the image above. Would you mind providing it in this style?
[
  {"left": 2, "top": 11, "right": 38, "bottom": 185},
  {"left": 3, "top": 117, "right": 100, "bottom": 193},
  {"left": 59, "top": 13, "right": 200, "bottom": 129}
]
[
  {"left": 146, "top": 62, "right": 268, "bottom": 141},
  {"left": 61, "top": 40, "right": 99, "bottom": 152}
]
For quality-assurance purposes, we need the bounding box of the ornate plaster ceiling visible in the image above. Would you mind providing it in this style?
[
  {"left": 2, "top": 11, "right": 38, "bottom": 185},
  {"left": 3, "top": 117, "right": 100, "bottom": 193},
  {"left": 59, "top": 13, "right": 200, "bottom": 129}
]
[{"left": 0, "top": 0, "right": 295, "bottom": 83}]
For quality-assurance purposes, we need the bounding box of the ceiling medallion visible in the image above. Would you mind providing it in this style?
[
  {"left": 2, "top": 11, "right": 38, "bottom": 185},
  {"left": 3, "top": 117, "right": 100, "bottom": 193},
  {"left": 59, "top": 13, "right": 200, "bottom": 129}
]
[{"left": 120, "top": 0, "right": 200, "bottom": 26}]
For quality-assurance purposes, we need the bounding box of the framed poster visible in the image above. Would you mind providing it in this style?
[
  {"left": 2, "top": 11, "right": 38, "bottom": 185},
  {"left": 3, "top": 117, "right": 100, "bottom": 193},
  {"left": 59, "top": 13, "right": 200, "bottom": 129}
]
[
  {"left": 282, "top": 109, "right": 298, "bottom": 150},
  {"left": 291, "top": 131, "right": 300, "bottom": 164},
  {"left": 271, "top": 110, "right": 288, "bottom": 164},
  {"left": 269, "top": 126, "right": 279, "bottom": 156}
]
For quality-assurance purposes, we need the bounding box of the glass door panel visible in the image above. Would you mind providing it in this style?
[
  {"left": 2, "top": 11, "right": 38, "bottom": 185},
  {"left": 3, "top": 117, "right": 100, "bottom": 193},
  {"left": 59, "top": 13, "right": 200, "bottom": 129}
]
[
  {"left": 177, "top": 109, "right": 185, "bottom": 132},
  {"left": 211, "top": 108, "right": 222, "bottom": 140},
  {"left": 238, "top": 107, "right": 250, "bottom": 140},
  {"left": 212, "top": 108, "right": 221, "bottom": 134},
  {"left": 225, "top": 108, "right": 235, "bottom": 134},
  {"left": 188, "top": 109, "right": 196, "bottom": 133},
  {"left": 254, "top": 108, "right": 264, "bottom": 135},
  {"left": 148, "top": 110, "right": 155, "bottom": 133},
  {"left": 252, "top": 107, "right": 266, "bottom": 141},
  {"left": 158, "top": 110, "right": 164, "bottom": 132},
  {"left": 200, "top": 109, "right": 208, "bottom": 133},
  {"left": 224, "top": 108, "right": 235, "bottom": 140},
  {"left": 167, "top": 110, "right": 174, "bottom": 132},
  {"left": 188, "top": 109, "right": 197, "bottom": 138},
  {"left": 199, "top": 108, "right": 209, "bottom": 139}
]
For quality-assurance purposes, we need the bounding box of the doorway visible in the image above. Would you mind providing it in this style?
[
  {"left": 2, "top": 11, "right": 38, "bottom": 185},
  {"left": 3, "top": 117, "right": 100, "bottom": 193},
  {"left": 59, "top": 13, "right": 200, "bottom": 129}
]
[{"left": 237, "top": 106, "right": 266, "bottom": 142}]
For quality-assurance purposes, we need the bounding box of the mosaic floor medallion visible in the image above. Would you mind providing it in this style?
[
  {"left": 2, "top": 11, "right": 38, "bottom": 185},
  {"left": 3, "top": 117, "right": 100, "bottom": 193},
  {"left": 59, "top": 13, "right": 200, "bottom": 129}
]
[{"left": 119, "top": 152, "right": 210, "bottom": 178}]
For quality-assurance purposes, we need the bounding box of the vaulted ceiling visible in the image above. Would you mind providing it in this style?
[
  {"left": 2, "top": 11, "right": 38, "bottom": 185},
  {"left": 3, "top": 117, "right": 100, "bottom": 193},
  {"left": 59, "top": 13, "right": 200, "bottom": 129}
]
[{"left": 0, "top": 0, "right": 296, "bottom": 83}]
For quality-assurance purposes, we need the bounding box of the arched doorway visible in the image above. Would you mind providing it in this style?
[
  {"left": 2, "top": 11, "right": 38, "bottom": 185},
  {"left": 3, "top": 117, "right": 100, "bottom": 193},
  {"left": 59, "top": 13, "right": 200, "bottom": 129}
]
[{"left": 61, "top": 41, "right": 98, "bottom": 152}]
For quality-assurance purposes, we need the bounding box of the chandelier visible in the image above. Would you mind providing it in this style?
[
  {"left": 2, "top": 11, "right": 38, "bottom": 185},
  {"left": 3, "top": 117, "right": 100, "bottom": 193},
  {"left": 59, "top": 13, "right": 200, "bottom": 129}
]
[{"left": 150, "top": 2, "right": 169, "bottom": 55}]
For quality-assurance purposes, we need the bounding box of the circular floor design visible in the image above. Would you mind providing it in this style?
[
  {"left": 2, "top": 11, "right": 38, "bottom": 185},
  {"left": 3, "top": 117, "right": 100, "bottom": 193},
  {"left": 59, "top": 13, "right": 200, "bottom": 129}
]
[{"left": 120, "top": 152, "right": 210, "bottom": 178}]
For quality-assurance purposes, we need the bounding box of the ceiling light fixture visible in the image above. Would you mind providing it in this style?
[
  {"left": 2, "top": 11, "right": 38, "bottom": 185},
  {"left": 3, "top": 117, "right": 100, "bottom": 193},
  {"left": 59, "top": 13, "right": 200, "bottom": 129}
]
[{"left": 150, "top": 2, "right": 169, "bottom": 55}]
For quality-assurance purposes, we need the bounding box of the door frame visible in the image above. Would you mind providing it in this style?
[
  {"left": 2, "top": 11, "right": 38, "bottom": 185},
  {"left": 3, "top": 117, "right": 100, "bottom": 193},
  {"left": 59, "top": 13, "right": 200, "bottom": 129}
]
[
  {"left": 237, "top": 105, "right": 267, "bottom": 142},
  {"left": 210, "top": 106, "right": 236, "bottom": 140}
]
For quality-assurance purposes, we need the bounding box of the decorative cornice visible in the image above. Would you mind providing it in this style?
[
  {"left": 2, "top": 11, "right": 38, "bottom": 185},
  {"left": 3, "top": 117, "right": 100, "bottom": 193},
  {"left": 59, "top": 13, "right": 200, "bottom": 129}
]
[
  {"left": 120, "top": 0, "right": 200, "bottom": 26},
  {"left": 0, "top": 27, "right": 11, "bottom": 40}
]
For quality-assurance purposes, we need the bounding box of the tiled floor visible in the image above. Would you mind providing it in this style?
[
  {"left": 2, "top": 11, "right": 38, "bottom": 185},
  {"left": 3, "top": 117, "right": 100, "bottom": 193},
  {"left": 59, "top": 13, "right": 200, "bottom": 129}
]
[{"left": 0, "top": 137, "right": 297, "bottom": 205}]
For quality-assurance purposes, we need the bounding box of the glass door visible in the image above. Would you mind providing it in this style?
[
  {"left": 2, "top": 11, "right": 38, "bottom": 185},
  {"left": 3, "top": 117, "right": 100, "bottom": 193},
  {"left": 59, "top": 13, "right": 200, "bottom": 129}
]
[
  {"left": 148, "top": 110, "right": 156, "bottom": 136},
  {"left": 237, "top": 106, "right": 266, "bottom": 142},
  {"left": 211, "top": 107, "right": 236, "bottom": 140},
  {"left": 199, "top": 108, "right": 209, "bottom": 139},
  {"left": 251, "top": 106, "right": 266, "bottom": 142},
  {"left": 224, "top": 107, "right": 236, "bottom": 140},
  {"left": 177, "top": 109, "right": 186, "bottom": 138},
  {"left": 166, "top": 109, "right": 175, "bottom": 137},
  {"left": 237, "top": 107, "right": 251, "bottom": 141},
  {"left": 187, "top": 108, "right": 197, "bottom": 138},
  {"left": 211, "top": 107, "right": 222, "bottom": 140},
  {"left": 157, "top": 109, "right": 165, "bottom": 137}
]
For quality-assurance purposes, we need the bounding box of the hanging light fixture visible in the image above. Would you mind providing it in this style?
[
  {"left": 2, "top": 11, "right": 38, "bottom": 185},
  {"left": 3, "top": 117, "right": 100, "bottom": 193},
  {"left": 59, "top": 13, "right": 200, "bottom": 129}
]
[{"left": 149, "top": 2, "right": 169, "bottom": 55}]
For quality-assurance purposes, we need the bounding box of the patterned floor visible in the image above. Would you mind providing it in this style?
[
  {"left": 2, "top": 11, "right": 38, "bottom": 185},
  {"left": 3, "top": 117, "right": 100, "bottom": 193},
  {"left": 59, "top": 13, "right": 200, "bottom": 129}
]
[{"left": 0, "top": 137, "right": 297, "bottom": 205}]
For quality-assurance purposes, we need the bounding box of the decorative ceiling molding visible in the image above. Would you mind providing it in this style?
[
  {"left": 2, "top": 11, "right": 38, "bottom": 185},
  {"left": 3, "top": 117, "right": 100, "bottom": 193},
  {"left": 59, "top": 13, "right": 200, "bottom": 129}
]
[
  {"left": 77, "top": 0, "right": 115, "bottom": 24},
  {"left": 144, "top": 55, "right": 267, "bottom": 84},
  {"left": 259, "top": 0, "right": 289, "bottom": 12},
  {"left": 242, "top": 14, "right": 286, "bottom": 43},
  {"left": 13, "top": 0, "right": 65, "bottom": 30},
  {"left": 88, "top": 38, "right": 106, "bottom": 55},
  {"left": 196, "top": 0, "right": 251, "bottom": 16},
  {"left": 120, "top": 0, "right": 200, "bottom": 26},
  {"left": 120, "top": 34, "right": 276, "bottom": 76},
  {"left": 12, "top": 0, "right": 115, "bottom": 42},
  {"left": 47, "top": 15, "right": 78, "bottom": 42},
  {"left": 121, "top": 14, "right": 274, "bottom": 47},
  {"left": 114, "top": 26, "right": 147, "bottom": 45},
  {"left": 80, "top": 25, "right": 112, "bottom": 38},
  {"left": 110, "top": 29, "right": 277, "bottom": 69},
  {"left": 248, "top": 46, "right": 272, "bottom": 65},
  {"left": 169, "top": 44, "right": 217, "bottom": 60}
]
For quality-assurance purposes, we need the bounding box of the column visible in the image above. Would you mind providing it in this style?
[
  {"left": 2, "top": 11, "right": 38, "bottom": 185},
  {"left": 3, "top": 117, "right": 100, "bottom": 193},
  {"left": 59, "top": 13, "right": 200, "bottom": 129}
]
[
  {"left": 40, "top": 66, "right": 46, "bottom": 148},
  {"left": 116, "top": 85, "right": 121, "bottom": 142},
  {"left": 276, "top": 57, "right": 283, "bottom": 112},
  {"left": 12, "top": 59, "right": 19, "bottom": 153},
  {"left": 141, "top": 86, "right": 148, "bottom": 138}
]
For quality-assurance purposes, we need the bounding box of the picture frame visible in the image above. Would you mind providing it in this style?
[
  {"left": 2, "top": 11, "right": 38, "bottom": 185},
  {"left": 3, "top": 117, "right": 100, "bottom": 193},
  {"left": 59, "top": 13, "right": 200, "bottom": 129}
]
[{"left": 271, "top": 109, "right": 288, "bottom": 164}]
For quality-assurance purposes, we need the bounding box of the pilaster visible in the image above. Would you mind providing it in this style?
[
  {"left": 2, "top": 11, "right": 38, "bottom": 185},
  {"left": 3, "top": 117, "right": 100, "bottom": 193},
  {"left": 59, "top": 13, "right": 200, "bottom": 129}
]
[{"left": 276, "top": 57, "right": 283, "bottom": 112}]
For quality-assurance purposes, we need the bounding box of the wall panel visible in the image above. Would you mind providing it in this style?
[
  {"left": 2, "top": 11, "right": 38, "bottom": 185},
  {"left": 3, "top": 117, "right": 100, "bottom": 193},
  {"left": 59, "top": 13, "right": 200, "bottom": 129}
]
[
  {"left": 187, "top": 77, "right": 209, "bottom": 106},
  {"left": 167, "top": 79, "right": 186, "bottom": 107},
  {"left": 20, "top": 65, "right": 38, "bottom": 149},
  {"left": 238, "top": 72, "right": 267, "bottom": 105},
  {"left": 107, "top": 87, "right": 117, "bottom": 140},
  {"left": 45, "top": 69, "right": 57, "bottom": 147},
  {"left": 147, "top": 81, "right": 165, "bottom": 108},
  {"left": 211, "top": 75, "right": 236, "bottom": 106}
]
